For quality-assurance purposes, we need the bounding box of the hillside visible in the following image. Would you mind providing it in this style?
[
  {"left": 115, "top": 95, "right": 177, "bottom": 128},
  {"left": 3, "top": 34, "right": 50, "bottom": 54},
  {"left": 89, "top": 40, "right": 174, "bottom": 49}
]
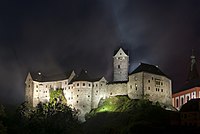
[{"left": 81, "top": 96, "right": 178, "bottom": 134}]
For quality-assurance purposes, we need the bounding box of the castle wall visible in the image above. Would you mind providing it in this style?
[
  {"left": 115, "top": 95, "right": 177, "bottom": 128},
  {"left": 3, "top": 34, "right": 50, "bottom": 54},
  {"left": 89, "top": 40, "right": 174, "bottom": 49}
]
[
  {"left": 91, "top": 78, "right": 107, "bottom": 109},
  {"left": 143, "top": 73, "right": 172, "bottom": 105},
  {"left": 113, "top": 57, "right": 129, "bottom": 82},
  {"left": 69, "top": 81, "right": 93, "bottom": 121},
  {"left": 128, "top": 73, "right": 144, "bottom": 99},
  {"left": 128, "top": 72, "right": 172, "bottom": 105},
  {"left": 25, "top": 73, "right": 34, "bottom": 106},
  {"left": 107, "top": 83, "right": 128, "bottom": 97}
]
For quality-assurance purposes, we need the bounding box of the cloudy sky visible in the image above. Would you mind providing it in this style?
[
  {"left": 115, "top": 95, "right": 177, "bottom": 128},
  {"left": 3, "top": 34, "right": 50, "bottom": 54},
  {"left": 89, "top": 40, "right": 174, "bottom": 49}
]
[{"left": 0, "top": 0, "right": 200, "bottom": 105}]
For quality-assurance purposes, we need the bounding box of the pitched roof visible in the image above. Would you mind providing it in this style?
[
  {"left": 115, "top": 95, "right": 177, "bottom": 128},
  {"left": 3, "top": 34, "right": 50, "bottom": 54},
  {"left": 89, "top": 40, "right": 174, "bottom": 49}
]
[
  {"left": 69, "top": 70, "right": 103, "bottom": 84},
  {"left": 180, "top": 98, "right": 200, "bottom": 112},
  {"left": 30, "top": 70, "right": 73, "bottom": 82},
  {"left": 113, "top": 47, "right": 129, "bottom": 56},
  {"left": 130, "top": 63, "right": 168, "bottom": 78}
]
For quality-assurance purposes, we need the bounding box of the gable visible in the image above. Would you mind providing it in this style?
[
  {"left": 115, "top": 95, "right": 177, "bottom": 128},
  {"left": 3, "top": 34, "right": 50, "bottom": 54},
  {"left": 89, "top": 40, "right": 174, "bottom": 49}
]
[{"left": 114, "top": 48, "right": 128, "bottom": 57}]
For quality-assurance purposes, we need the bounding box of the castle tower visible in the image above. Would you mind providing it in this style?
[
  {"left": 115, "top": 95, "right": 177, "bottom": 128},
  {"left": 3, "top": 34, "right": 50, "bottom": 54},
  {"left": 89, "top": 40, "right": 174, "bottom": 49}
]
[
  {"left": 187, "top": 49, "right": 199, "bottom": 81},
  {"left": 113, "top": 48, "right": 129, "bottom": 82}
]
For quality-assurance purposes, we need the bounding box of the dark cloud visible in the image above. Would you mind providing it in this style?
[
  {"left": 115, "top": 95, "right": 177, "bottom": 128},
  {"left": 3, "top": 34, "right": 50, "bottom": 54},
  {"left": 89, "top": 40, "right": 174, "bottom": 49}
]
[{"left": 0, "top": 0, "right": 200, "bottom": 105}]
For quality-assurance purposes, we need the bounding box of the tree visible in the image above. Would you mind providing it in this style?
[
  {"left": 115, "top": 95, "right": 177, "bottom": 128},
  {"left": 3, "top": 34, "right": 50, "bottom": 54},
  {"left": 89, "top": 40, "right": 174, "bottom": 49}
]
[
  {"left": 50, "top": 89, "right": 67, "bottom": 104},
  {"left": 16, "top": 100, "right": 80, "bottom": 134}
]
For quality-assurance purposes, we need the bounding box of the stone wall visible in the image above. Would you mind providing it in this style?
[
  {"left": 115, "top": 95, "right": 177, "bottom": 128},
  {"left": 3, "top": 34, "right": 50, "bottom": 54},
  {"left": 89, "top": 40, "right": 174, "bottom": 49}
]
[
  {"left": 113, "top": 48, "right": 129, "bottom": 82},
  {"left": 128, "top": 73, "right": 144, "bottom": 99},
  {"left": 127, "top": 72, "right": 172, "bottom": 105},
  {"left": 142, "top": 73, "right": 172, "bottom": 105},
  {"left": 91, "top": 78, "right": 107, "bottom": 109},
  {"left": 106, "top": 82, "right": 128, "bottom": 97},
  {"left": 69, "top": 81, "right": 93, "bottom": 121}
]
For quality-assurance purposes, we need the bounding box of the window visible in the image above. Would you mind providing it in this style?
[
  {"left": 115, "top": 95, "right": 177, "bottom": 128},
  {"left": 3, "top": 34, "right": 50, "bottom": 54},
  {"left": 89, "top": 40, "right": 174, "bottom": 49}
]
[
  {"left": 176, "top": 99, "right": 179, "bottom": 107},
  {"left": 155, "top": 79, "right": 161, "bottom": 86},
  {"left": 29, "top": 85, "right": 30, "bottom": 87},
  {"left": 187, "top": 96, "right": 190, "bottom": 101},
  {"left": 83, "top": 83, "right": 85, "bottom": 86},
  {"left": 77, "top": 83, "right": 79, "bottom": 86},
  {"left": 36, "top": 90, "right": 38, "bottom": 92},
  {"left": 135, "top": 84, "right": 137, "bottom": 90},
  {"left": 89, "top": 84, "right": 91, "bottom": 87},
  {"left": 148, "top": 87, "right": 150, "bottom": 90},
  {"left": 101, "top": 84, "right": 102, "bottom": 86},
  {"left": 46, "top": 85, "right": 48, "bottom": 88},
  {"left": 78, "top": 90, "right": 79, "bottom": 92},
  {"left": 36, "top": 85, "right": 38, "bottom": 88},
  {"left": 88, "top": 95, "right": 90, "bottom": 97},
  {"left": 118, "top": 65, "right": 120, "bottom": 69},
  {"left": 120, "top": 53, "right": 122, "bottom": 55},
  {"left": 96, "top": 84, "right": 98, "bottom": 87},
  {"left": 96, "top": 90, "right": 98, "bottom": 93},
  {"left": 77, "top": 101, "right": 78, "bottom": 103},
  {"left": 130, "top": 85, "right": 132, "bottom": 89},
  {"left": 148, "top": 80, "right": 150, "bottom": 83},
  {"left": 110, "top": 93, "right": 112, "bottom": 95},
  {"left": 181, "top": 97, "right": 184, "bottom": 105},
  {"left": 77, "top": 95, "right": 79, "bottom": 97},
  {"left": 161, "top": 89, "right": 163, "bottom": 92}
]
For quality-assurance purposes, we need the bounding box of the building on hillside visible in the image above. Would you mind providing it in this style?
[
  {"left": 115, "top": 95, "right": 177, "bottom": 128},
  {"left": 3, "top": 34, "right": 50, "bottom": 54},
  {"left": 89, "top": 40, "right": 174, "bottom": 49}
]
[
  {"left": 172, "top": 51, "right": 200, "bottom": 110},
  {"left": 25, "top": 47, "right": 172, "bottom": 121}
]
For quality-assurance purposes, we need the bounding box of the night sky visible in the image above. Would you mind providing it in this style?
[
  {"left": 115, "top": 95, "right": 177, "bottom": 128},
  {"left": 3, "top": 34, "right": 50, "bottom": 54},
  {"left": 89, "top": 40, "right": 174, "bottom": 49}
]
[{"left": 1, "top": 0, "right": 200, "bottom": 105}]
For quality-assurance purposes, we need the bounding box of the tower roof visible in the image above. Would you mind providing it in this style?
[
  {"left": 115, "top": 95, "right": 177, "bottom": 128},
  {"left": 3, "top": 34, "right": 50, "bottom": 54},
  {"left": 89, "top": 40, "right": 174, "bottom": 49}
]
[
  {"left": 113, "top": 47, "right": 129, "bottom": 57},
  {"left": 130, "top": 63, "right": 168, "bottom": 78},
  {"left": 187, "top": 50, "right": 199, "bottom": 81},
  {"left": 176, "top": 50, "right": 200, "bottom": 92}
]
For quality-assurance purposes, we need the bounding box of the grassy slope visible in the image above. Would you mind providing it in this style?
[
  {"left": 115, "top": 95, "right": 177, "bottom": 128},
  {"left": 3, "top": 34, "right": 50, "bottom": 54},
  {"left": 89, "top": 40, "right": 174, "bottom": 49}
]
[{"left": 82, "top": 95, "right": 176, "bottom": 134}]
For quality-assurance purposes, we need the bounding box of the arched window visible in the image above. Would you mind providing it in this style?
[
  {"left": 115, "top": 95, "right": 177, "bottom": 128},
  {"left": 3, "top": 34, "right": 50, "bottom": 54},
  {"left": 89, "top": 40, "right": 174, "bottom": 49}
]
[
  {"left": 181, "top": 97, "right": 184, "bottom": 105},
  {"left": 176, "top": 99, "right": 179, "bottom": 107}
]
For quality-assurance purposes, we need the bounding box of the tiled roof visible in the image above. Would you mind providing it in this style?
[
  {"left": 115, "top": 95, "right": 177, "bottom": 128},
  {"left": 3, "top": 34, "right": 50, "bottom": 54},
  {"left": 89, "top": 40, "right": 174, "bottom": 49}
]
[
  {"left": 69, "top": 70, "right": 102, "bottom": 84},
  {"left": 30, "top": 70, "right": 73, "bottom": 82},
  {"left": 130, "top": 63, "right": 168, "bottom": 78}
]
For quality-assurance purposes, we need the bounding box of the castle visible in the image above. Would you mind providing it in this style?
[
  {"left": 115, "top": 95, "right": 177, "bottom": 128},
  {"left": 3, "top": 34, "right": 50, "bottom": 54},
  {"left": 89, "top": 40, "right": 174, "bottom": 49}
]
[{"left": 25, "top": 48, "right": 172, "bottom": 121}]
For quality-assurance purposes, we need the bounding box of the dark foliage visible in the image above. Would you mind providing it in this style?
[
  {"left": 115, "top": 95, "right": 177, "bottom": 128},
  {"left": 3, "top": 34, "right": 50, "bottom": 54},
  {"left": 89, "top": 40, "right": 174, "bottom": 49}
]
[{"left": 6, "top": 101, "right": 80, "bottom": 134}]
